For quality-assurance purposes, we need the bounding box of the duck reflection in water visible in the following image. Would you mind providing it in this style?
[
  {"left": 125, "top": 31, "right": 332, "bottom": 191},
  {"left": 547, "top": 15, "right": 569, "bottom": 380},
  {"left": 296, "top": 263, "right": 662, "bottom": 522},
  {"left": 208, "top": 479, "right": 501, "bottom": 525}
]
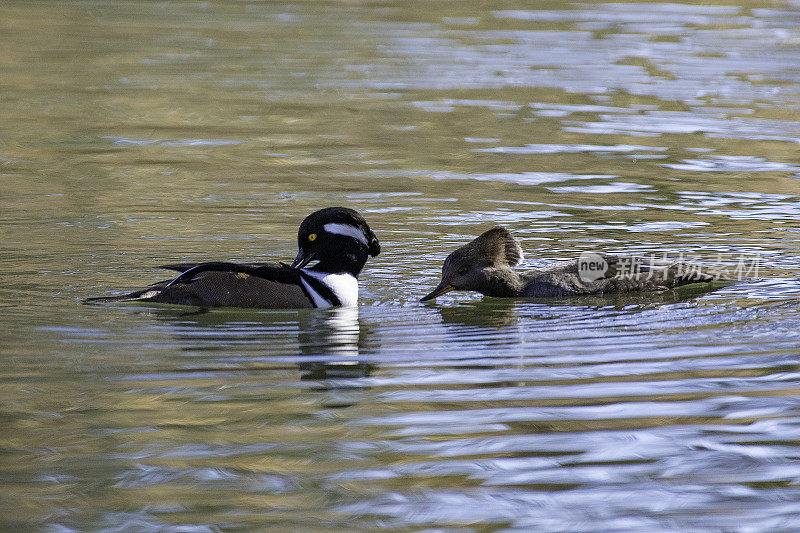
[
  {"left": 140, "top": 306, "right": 375, "bottom": 389},
  {"left": 297, "top": 307, "right": 375, "bottom": 383},
  {"left": 432, "top": 283, "right": 727, "bottom": 330},
  {"left": 435, "top": 298, "right": 523, "bottom": 329}
]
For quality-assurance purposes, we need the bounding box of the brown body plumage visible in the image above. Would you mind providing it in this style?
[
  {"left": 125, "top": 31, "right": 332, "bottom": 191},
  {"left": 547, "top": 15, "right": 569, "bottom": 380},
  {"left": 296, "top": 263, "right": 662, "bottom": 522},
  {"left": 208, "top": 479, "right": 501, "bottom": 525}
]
[{"left": 421, "top": 227, "right": 727, "bottom": 301}]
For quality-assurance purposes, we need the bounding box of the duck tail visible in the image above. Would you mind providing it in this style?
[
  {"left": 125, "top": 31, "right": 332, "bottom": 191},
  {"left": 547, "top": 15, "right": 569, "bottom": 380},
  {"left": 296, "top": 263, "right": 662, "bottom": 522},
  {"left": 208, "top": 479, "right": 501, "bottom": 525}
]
[
  {"left": 679, "top": 265, "right": 730, "bottom": 283},
  {"left": 82, "top": 288, "right": 157, "bottom": 304}
]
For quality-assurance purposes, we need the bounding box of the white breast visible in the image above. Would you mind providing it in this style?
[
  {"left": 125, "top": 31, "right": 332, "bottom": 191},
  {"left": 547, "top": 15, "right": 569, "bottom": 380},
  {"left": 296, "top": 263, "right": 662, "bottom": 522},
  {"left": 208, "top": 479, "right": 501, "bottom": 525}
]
[{"left": 301, "top": 270, "right": 359, "bottom": 308}]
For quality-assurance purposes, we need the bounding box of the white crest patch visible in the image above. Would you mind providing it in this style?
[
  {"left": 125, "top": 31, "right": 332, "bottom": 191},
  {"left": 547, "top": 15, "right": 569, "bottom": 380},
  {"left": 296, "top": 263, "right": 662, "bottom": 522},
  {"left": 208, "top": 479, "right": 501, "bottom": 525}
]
[
  {"left": 302, "top": 269, "right": 359, "bottom": 307},
  {"left": 323, "top": 223, "right": 369, "bottom": 246}
]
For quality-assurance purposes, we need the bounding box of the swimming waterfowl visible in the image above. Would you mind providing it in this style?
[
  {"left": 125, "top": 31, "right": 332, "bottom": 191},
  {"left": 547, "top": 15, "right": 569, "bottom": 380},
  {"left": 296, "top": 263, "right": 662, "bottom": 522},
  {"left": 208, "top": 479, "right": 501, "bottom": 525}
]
[
  {"left": 420, "top": 227, "right": 725, "bottom": 301},
  {"left": 86, "top": 207, "right": 380, "bottom": 308}
]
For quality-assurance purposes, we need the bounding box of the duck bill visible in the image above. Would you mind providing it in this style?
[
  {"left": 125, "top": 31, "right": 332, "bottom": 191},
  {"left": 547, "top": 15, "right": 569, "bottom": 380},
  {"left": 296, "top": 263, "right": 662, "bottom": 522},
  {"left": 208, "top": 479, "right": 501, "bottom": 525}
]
[
  {"left": 420, "top": 281, "right": 456, "bottom": 302},
  {"left": 290, "top": 249, "right": 316, "bottom": 269}
]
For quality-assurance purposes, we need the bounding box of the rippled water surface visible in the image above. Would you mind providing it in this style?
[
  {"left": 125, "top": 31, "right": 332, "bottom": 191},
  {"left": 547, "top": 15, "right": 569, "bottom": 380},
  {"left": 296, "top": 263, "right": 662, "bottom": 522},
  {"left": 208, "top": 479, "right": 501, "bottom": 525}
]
[{"left": 3, "top": 1, "right": 800, "bottom": 530}]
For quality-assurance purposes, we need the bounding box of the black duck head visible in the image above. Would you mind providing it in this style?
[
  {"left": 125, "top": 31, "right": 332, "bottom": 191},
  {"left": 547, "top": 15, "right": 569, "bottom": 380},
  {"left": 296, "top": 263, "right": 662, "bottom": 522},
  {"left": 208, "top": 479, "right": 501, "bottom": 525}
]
[{"left": 291, "top": 207, "right": 381, "bottom": 276}]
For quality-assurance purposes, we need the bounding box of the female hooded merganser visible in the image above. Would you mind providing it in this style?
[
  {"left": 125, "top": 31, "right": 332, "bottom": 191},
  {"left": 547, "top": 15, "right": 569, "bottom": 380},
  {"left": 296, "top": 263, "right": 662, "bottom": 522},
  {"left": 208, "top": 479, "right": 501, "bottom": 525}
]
[
  {"left": 86, "top": 207, "right": 380, "bottom": 309},
  {"left": 421, "top": 227, "right": 725, "bottom": 301}
]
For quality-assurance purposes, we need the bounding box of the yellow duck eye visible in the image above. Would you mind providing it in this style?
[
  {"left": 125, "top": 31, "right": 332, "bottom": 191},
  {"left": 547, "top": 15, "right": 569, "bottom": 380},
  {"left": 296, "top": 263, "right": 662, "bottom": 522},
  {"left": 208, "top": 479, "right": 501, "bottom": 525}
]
[{"left": 308, "top": 233, "right": 317, "bottom": 241}]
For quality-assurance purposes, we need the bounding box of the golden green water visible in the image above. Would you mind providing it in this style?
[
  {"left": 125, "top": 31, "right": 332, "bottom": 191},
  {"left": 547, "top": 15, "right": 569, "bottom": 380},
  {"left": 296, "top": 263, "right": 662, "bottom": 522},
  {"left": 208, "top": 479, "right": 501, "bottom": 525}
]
[{"left": 3, "top": 0, "right": 800, "bottom": 530}]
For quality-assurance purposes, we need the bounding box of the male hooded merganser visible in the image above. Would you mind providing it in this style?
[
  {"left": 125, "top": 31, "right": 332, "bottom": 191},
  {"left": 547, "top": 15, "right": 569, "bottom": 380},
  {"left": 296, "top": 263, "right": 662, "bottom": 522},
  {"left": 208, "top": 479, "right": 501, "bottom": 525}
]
[
  {"left": 421, "top": 227, "right": 725, "bottom": 301},
  {"left": 85, "top": 207, "right": 380, "bottom": 308}
]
